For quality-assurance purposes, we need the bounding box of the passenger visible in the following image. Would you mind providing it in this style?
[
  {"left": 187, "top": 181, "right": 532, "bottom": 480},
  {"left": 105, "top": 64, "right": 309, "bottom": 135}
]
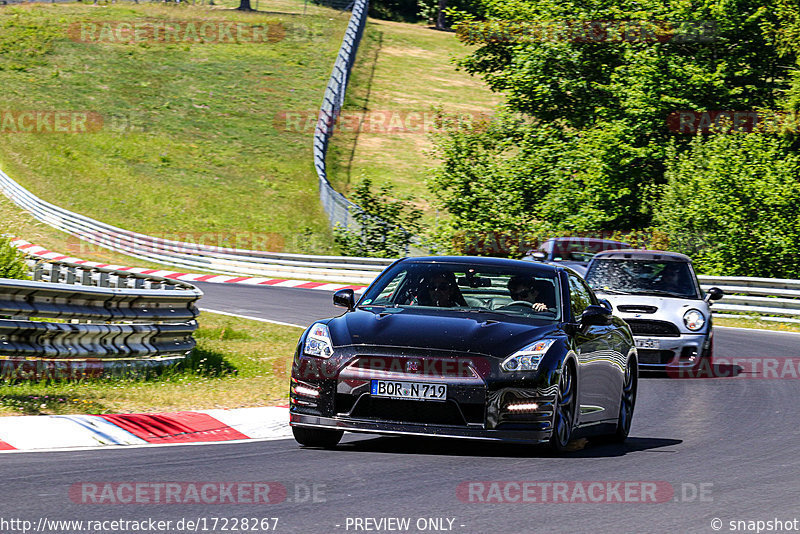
[
  {"left": 418, "top": 271, "right": 466, "bottom": 307},
  {"left": 507, "top": 275, "right": 549, "bottom": 311}
]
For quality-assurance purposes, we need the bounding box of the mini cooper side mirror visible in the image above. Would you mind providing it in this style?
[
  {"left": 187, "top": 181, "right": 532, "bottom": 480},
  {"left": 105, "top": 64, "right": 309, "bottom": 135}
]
[
  {"left": 580, "top": 304, "right": 612, "bottom": 327},
  {"left": 705, "top": 287, "right": 724, "bottom": 302},
  {"left": 333, "top": 288, "right": 355, "bottom": 311}
]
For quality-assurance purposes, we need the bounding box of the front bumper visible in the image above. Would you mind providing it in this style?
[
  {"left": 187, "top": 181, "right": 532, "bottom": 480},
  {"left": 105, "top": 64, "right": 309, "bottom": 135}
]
[
  {"left": 290, "top": 413, "right": 552, "bottom": 444},
  {"left": 635, "top": 333, "right": 710, "bottom": 369}
]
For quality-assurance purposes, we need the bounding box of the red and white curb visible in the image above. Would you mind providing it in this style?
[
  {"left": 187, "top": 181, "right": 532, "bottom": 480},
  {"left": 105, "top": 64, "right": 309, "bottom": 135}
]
[
  {"left": 0, "top": 406, "right": 292, "bottom": 452},
  {"left": 10, "top": 238, "right": 368, "bottom": 292}
]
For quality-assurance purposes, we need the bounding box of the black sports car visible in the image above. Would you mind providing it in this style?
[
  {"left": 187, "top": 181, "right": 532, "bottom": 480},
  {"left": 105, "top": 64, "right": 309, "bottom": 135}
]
[{"left": 289, "top": 257, "right": 637, "bottom": 452}]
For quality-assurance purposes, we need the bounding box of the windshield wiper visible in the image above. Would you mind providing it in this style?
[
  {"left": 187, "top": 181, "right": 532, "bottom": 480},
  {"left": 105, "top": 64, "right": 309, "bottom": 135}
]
[{"left": 594, "top": 288, "right": 632, "bottom": 295}]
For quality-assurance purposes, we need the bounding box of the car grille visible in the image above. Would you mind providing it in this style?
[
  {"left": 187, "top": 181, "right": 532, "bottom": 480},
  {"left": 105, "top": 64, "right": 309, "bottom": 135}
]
[
  {"left": 637, "top": 349, "right": 675, "bottom": 365},
  {"left": 625, "top": 319, "right": 681, "bottom": 337},
  {"left": 617, "top": 305, "right": 658, "bottom": 314},
  {"left": 346, "top": 397, "right": 482, "bottom": 426}
]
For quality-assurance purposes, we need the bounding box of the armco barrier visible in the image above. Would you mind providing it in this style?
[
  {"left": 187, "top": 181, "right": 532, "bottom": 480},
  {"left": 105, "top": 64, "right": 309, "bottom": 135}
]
[
  {"left": 698, "top": 275, "right": 800, "bottom": 321},
  {"left": 0, "top": 258, "right": 202, "bottom": 379},
  {"left": 0, "top": 169, "right": 393, "bottom": 284}
]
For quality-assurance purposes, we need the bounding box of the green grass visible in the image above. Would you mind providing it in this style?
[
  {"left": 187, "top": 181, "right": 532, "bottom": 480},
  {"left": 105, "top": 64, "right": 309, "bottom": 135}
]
[
  {"left": 0, "top": 311, "right": 303, "bottom": 416},
  {"left": 714, "top": 315, "right": 800, "bottom": 334},
  {"left": 0, "top": 0, "right": 351, "bottom": 255},
  {"left": 326, "top": 19, "right": 500, "bottom": 219}
]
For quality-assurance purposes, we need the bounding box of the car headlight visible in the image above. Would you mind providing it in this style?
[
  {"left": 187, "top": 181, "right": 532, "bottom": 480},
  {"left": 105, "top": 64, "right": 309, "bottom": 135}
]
[
  {"left": 683, "top": 309, "right": 705, "bottom": 331},
  {"left": 304, "top": 323, "right": 334, "bottom": 358},
  {"left": 501, "top": 339, "right": 555, "bottom": 372}
]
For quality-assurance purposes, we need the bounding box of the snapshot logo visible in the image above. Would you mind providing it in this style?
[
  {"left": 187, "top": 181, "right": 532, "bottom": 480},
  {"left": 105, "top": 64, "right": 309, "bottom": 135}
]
[
  {"left": 273, "top": 110, "right": 491, "bottom": 135},
  {"left": 455, "top": 20, "right": 717, "bottom": 45},
  {"left": 667, "top": 357, "right": 800, "bottom": 379},
  {"left": 68, "top": 20, "right": 286, "bottom": 44},
  {"left": 457, "top": 481, "right": 713, "bottom": 504},
  {"left": 667, "top": 110, "right": 800, "bottom": 134},
  {"left": 0, "top": 111, "right": 103, "bottom": 135},
  {"left": 69, "top": 482, "right": 326, "bottom": 505}
]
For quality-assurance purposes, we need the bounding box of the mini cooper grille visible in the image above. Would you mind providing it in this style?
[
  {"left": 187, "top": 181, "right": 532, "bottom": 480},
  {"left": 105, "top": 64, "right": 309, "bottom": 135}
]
[
  {"left": 625, "top": 319, "right": 681, "bottom": 337},
  {"left": 637, "top": 349, "right": 675, "bottom": 365}
]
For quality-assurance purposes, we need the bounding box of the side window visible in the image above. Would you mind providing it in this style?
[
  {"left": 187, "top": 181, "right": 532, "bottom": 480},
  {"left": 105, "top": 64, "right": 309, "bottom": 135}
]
[{"left": 568, "top": 274, "right": 594, "bottom": 318}]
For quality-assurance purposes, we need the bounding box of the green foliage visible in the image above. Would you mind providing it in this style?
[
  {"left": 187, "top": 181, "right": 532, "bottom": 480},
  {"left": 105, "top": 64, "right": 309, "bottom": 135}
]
[
  {"left": 334, "top": 177, "right": 422, "bottom": 258},
  {"left": 654, "top": 132, "right": 800, "bottom": 278},
  {"left": 0, "top": 9, "right": 60, "bottom": 71},
  {"left": 0, "top": 237, "right": 28, "bottom": 280},
  {"left": 428, "top": 0, "right": 800, "bottom": 268}
]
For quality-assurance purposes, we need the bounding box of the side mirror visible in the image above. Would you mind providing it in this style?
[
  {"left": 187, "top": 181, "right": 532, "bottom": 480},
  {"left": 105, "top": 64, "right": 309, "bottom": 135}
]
[
  {"left": 597, "top": 298, "right": 613, "bottom": 312},
  {"left": 705, "top": 287, "right": 724, "bottom": 302},
  {"left": 580, "top": 304, "right": 612, "bottom": 327},
  {"left": 530, "top": 252, "right": 547, "bottom": 261},
  {"left": 333, "top": 289, "right": 355, "bottom": 311}
]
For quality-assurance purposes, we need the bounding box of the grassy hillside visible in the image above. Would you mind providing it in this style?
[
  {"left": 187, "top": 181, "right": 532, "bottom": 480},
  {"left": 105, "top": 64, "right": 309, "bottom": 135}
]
[
  {"left": 326, "top": 19, "right": 500, "bottom": 218},
  {"left": 0, "top": 0, "right": 349, "bottom": 255}
]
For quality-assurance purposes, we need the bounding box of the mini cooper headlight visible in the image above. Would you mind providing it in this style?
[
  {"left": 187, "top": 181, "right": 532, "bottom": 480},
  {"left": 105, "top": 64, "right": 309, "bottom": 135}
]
[
  {"left": 683, "top": 309, "right": 705, "bottom": 331},
  {"left": 501, "top": 339, "right": 556, "bottom": 372},
  {"left": 304, "top": 323, "right": 334, "bottom": 358}
]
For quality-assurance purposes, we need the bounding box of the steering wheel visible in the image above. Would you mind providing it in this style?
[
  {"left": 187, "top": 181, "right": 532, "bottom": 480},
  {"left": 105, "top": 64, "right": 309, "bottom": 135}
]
[{"left": 503, "top": 300, "right": 536, "bottom": 308}]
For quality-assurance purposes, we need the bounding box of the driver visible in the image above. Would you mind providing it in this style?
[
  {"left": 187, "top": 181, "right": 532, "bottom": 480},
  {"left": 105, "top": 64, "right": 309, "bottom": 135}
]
[
  {"left": 507, "top": 275, "right": 548, "bottom": 312},
  {"left": 659, "top": 263, "right": 688, "bottom": 294}
]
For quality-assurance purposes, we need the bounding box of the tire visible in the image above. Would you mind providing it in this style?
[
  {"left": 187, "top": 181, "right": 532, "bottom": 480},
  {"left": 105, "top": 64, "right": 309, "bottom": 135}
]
[
  {"left": 610, "top": 357, "right": 637, "bottom": 443},
  {"left": 549, "top": 362, "right": 577, "bottom": 453},
  {"left": 292, "top": 426, "right": 343, "bottom": 448}
]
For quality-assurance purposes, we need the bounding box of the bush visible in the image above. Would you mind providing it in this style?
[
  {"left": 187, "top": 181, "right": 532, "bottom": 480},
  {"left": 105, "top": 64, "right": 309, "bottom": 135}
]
[
  {"left": 0, "top": 237, "right": 28, "bottom": 280},
  {"left": 333, "top": 177, "right": 421, "bottom": 258},
  {"left": 654, "top": 132, "right": 800, "bottom": 278}
]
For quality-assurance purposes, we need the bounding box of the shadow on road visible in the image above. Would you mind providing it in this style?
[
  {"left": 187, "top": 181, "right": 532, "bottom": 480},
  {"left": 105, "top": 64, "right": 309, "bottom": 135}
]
[{"left": 332, "top": 434, "right": 682, "bottom": 458}]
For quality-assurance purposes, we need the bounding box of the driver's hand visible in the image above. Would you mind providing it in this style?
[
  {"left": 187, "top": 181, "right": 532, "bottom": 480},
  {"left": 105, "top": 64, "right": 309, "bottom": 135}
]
[{"left": 532, "top": 302, "right": 547, "bottom": 311}]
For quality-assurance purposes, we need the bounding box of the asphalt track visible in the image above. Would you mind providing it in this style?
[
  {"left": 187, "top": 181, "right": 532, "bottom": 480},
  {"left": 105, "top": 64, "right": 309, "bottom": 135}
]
[{"left": 3, "top": 282, "right": 800, "bottom": 533}]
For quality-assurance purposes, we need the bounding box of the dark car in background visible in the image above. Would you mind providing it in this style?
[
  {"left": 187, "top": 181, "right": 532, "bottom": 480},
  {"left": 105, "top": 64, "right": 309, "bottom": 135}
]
[
  {"left": 290, "top": 257, "right": 638, "bottom": 452},
  {"left": 584, "top": 250, "right": 723, "bottom": 371},
  {"left": 523, "top": 237, "right": 630, "bottom": 276}
]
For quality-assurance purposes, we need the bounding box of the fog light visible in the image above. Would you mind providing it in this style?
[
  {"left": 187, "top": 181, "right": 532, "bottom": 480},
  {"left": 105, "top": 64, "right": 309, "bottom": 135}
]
[
  {"left": 506, "top": 402, "right": 539, "bottom": 413},
  {"left": 292, "top": 384, "right": 320, "bottom": 398}
]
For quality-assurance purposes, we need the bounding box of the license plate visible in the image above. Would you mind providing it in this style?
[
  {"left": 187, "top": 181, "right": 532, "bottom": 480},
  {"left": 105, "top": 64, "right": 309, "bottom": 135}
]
[
  {"left": 371, "top": 380, "right": 447, "bottom": 401},
  {"left": 635, "top": 337, "right": 661, "bottom": 349}
]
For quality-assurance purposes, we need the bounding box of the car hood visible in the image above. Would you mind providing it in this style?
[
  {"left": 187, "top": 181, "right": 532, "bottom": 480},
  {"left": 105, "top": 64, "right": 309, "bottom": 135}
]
[
  {"left": 327, "top": 308, "right": 561, "bottom": 357},
  {"left": 597, "top": 293, "right": 711, "bottom": 333}
]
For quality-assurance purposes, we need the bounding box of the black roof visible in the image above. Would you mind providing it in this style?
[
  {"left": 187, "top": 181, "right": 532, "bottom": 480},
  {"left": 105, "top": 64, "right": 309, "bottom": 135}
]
[
  {"left": 592, "top": 249, "right": 693, "bottom": 262},
  {"left": 399, "top": 256, "right": 561, "bottom": 274}
]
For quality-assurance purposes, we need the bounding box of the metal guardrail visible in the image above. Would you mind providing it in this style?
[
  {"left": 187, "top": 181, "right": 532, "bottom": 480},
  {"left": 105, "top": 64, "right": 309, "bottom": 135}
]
[
  {"left": 0, "top": 257, "right": 202, "bottom": 379},
  {"left": 699, "top": 275, "right": 800, "bottom": 322},
  {"left": 0, "top": 170, "right": 393, "bottom": 284}
]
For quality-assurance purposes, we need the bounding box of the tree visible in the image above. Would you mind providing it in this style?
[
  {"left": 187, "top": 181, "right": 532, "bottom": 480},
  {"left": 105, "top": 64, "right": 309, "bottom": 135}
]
[
  {"left": 654, "top": 132, "right": 800, "bottom": 278},
  {"left": 427, "top": 0, "right": 799, "bottom": 254},
  {"left": 334, "top": 177, "right": 422, "bottom": 258}
]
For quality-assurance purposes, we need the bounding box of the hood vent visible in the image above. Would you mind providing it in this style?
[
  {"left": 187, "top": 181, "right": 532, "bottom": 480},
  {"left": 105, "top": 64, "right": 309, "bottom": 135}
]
[{"left": 617, "top": 305, "right": 658, "bottom": 314}]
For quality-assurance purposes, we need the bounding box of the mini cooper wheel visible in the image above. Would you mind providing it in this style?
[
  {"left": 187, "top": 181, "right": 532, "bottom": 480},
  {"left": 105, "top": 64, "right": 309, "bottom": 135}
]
[
  {"left": 549, "top": 363, "right": 576, "bottom": 453},
  {"left": 611, "top": 358, "right": 637, "bottom": 443},
  {"left": 292, "top": 426, "right": 343, "bottom": 448}
]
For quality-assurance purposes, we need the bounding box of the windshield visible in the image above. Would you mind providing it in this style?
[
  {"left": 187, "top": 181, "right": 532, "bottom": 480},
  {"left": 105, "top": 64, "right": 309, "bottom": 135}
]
[
  {"left": 585, "top": 259, "right": 700, "bottom": 298},
  {"left": 359, "top": 262, "right": 562, "bottom": 321}
]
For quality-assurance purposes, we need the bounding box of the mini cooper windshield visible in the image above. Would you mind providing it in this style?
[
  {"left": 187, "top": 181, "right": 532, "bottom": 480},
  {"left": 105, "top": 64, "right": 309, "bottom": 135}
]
[
  {"left": 359, "top": 261, "right": 563, "bottom": 321},
  {"left": 586, "top": 259, "right": 700, "bottom": 299}
]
